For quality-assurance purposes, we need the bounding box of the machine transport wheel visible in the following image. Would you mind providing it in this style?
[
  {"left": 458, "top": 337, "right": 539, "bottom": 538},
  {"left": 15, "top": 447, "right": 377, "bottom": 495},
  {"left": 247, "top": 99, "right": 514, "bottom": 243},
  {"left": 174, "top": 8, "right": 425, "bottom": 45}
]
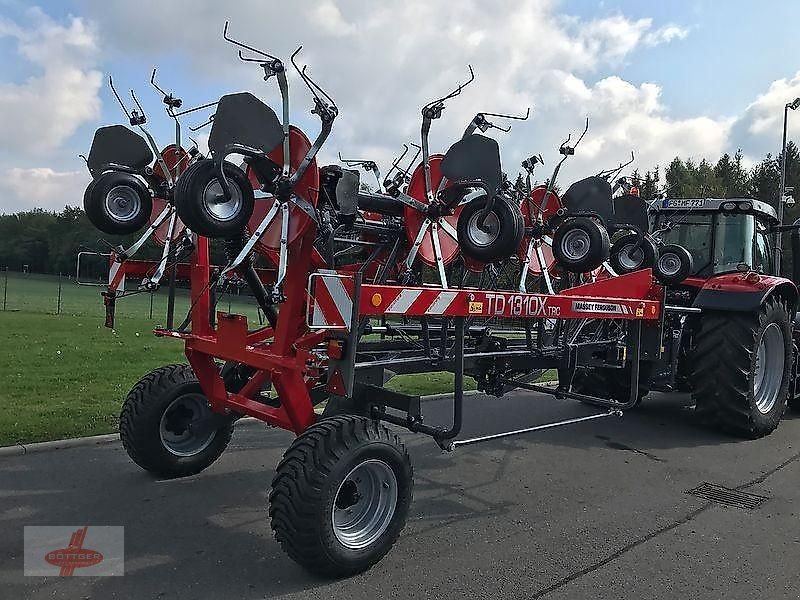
[
  {"left": 571, "top": 362, "right": 653, "bottom": 408},
  {"left": 174, "top": 158, "right": 254, "bottom": 238},
  {"left": 551, "top": 216, "right": 610, "bottom": 273},
  {"left": 83, "top": 171, "right": 152, "bottom": 235},
  {"left": 690, "top": 296, "right": 792, "bottom": 438},
  {"left": 457, "top": 195, "right": 524, "bottom": 262},
  {"left": 609, "top": 233, "right": 656, "bottom": 274},
  {"left": 270, "top": 415, "right": 413, "bottom": 577},
  {"left": 653, "top": 244, "right": 693, "bottom": 285},
  {"left": 119, "top": 364, "right": 235, "bottom": 478}
]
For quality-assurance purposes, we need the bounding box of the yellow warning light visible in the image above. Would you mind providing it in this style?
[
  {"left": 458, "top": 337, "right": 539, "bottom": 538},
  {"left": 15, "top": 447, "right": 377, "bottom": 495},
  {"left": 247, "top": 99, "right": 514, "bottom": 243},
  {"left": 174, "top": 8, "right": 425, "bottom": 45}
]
[{"left": 371, "top": 293, "right": 383, "bottom": 307}]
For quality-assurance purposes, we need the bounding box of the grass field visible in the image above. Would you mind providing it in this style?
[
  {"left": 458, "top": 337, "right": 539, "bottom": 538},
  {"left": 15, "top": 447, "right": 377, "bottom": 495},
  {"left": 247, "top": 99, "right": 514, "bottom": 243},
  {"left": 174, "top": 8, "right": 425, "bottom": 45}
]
[{"left": 0, "top": 273, "right": 485, "bottom": 445}]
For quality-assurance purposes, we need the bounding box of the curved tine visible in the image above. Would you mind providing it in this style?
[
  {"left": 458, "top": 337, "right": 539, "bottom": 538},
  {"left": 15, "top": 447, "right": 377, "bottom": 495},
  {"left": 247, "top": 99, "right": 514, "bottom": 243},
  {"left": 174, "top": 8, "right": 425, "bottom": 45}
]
[
  {"left": 222, "top": 20, "right": 279, "bottom": 61},
  {"left": 174, "top": 99, "right": 218, "bottom": 118},
  {"left": 108, "top": 76, "right": 133, "bottom": 121},
  {"left": 237, "top": 49, "right": 268, "bottom": 64},
  {"left": 188, "top": 136, "right": 199, "bottom": 150},
  {"left": 495, "top": 123, "right": 512, "bottom": 133},
  {"left": 482, "top": 106, "right": 531, "bottom": 121},
  {"left": 573, "top": 116, "right": 589, "bottom": 148},
  {"left": 299, "top": 62, "right": 337, "bottom": 109},
  {"left": 130, "top": 89, "right": 147, "bottom": 120},
  {"left": 189, "top": 114, "right": 214, "bottom": 132},
  {"left": 150, "top": 67, "right": 169, "bottom": 98},
  {"left": 77, "top": 153, "right": 88, "bottom": 165},
  {"left": 423, "top": 64, "right": 475, "bottom": 111},
  {"left": 559, "top": 132, "right": 572, "bottom": 149}
]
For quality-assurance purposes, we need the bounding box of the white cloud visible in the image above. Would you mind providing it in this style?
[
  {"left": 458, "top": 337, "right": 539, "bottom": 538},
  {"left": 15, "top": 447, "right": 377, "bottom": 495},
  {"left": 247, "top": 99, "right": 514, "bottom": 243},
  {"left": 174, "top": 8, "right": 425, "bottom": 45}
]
[
  {"left": 0, "top": 9, "right": 102, "bottom": 156},
  {"left": 0, "top": 167, "right": 90, "bottom": 213},
  {"left": 644, "top": 24, "right": 690, "bottom": 46},
  {"left": 728, "top": 70, "right": 800, "bottom": 161}
]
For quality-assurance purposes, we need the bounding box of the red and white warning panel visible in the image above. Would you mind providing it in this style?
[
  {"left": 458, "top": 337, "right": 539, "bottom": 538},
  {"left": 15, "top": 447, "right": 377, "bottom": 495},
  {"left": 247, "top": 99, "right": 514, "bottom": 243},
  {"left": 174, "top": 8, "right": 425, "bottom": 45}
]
[
  {"left": 309, "top": 268, "right": 662, "bottom": 329},
  {"left": 108, "top": 256, "right": 126, "bottom": 293},
  {"left": 308, "top": 271, "right": 356, "bottom": 329}
]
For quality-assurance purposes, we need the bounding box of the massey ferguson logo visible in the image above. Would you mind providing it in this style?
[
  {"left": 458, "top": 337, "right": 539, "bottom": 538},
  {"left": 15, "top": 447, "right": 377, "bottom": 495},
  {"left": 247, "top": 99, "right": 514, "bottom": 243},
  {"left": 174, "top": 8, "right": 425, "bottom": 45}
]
[{"left": 572, "top": 300, "right": 626, "bottom": 314}]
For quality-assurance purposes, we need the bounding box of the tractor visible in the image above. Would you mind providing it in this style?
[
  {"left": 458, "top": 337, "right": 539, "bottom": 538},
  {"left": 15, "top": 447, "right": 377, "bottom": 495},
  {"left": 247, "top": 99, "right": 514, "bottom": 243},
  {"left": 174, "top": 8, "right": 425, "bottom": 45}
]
[{"left": 575, "top": 197, "right": 799, "bottom": 438}]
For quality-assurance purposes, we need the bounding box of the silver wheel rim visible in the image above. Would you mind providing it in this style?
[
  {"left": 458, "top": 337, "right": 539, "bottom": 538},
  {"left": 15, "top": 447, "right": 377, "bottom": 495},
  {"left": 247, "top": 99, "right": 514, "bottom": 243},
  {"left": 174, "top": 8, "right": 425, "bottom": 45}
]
[
  {"left": 332, "top": 459, "right": 398, "bottom": 550},
  {"left": 159, "top": 394, "right": 218, "bottom": 457},
  {"left": 753, "top": 322, "right": 784, "bottom": 414},
  {"left": 618, "top": 243, "right": 645, "bottom": 271},
  {"left": 658, "top": 252, "right": 681, "bottom": 277},
  {"left": 105, "top": 185, "right": 142, "bottom": 223},
  {"left": 467, "top": 210, "right": 501, "bottom": 247},
  {"left": 202, "top": 179, "right": 243, "bottom": 222},
  {"left": 561, "top": 229, "right": 591, "bottom": 261}
]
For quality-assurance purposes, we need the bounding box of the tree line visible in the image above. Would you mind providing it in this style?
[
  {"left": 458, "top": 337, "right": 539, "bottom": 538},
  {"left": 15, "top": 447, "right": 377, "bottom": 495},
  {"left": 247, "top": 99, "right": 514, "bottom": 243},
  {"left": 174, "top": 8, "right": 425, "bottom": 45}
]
[{"left": 2, "top": 142, "right": 800, "bottom": 277}]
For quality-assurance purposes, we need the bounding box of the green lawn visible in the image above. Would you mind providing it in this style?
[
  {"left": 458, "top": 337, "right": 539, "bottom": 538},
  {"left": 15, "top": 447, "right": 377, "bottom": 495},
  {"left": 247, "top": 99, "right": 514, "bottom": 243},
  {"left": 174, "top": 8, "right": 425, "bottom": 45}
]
[{"left": 0, "top": 273, "right": 552, "bottom": 446}]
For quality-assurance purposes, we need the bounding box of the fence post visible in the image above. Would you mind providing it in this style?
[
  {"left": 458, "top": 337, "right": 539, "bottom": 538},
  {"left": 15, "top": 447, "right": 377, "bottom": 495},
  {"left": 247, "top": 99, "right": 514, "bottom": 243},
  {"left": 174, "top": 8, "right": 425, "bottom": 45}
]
[
  {"left": 2, "top": 267, "right": 7, "bottom": 311},
  {"left": 57, "top": 272, "right": 63, "bottom": 315}
]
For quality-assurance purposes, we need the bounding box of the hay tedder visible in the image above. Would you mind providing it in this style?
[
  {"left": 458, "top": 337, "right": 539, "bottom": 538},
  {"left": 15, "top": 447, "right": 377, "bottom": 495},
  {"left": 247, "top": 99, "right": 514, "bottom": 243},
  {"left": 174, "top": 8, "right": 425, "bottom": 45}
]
[{"left": 79, "top": 24, "right": 799, "bottom": 576}]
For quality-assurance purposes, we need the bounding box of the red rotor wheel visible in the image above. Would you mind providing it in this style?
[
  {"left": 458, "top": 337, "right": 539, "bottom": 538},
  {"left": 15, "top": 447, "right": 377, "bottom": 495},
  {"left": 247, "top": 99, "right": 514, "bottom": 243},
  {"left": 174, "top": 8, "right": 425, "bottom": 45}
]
[
  {"left": 245, "top": 126, "right": 319, "bottom": 255},
  {"left": 404, "top": 155, "right": 463, "bottom": 268},
  {"left": 517, "top": 186, "right": 562, "bottom": 275}
]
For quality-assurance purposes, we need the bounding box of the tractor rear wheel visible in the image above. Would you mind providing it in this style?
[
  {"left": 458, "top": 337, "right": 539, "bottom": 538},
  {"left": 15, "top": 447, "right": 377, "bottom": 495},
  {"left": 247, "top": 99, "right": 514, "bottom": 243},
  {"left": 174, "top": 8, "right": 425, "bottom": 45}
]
[
  {"left": 269, "top": 415, "right": 413, "bottom": 577},
  {"left": 572, "top": 362, "right": 652, "bottom": 408},
  {"left": 120, "top": 364, "right": 235, "bottom": 477},
  {"left": 689, "top": 296, "right": 791, "bottom": 438}
]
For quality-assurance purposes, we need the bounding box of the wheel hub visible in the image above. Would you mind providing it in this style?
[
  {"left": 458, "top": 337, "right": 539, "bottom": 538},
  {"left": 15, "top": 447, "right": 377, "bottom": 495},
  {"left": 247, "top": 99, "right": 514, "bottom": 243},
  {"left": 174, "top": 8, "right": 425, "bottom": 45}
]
[
  {"left": 618, "top": 243, "right": 644, "bottom": 270},
  {"left": 105, "top": 185, "right": 141, "bottom": 222},
  {"left": 753, "top": 322, "right": 784, "bottom": 414},
  {"left": 332, "top": 459, "right": 398, "bottom": 550},
  {"left": 466, "top": 210, "right": 500, "bottom": 247},
  {"left": 561, "top": 229, "right": 590, "bottom": 260},
  {"left": 202, "top": 179, "right": 243, "bottom": 222},
  {"left": 658, "top": 252, "right": 681, "bottom": 276},
  {"left": 159, "top": 393, "right": 218, "bottom": 457}
]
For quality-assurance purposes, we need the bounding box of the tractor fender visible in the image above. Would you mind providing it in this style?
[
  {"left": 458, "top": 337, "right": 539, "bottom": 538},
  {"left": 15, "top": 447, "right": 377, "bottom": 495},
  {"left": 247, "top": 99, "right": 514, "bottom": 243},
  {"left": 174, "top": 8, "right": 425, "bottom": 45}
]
[{"left": 691, "top": 273, "right": 797, "bottom": 316}]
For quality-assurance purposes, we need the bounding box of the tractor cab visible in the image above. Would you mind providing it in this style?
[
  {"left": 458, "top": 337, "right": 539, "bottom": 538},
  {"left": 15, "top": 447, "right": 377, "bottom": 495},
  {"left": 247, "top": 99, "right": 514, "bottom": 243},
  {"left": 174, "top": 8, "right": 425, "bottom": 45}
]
[{"left": 651, "top": 198, "right": 778, "bottom": 279}]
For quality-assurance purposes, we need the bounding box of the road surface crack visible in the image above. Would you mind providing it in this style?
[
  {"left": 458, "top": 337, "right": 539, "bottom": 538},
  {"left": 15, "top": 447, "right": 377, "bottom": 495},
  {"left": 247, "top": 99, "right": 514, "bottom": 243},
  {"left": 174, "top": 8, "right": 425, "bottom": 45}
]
[{"left": 529, "top": 448, "right": 800, "bottom": 599}]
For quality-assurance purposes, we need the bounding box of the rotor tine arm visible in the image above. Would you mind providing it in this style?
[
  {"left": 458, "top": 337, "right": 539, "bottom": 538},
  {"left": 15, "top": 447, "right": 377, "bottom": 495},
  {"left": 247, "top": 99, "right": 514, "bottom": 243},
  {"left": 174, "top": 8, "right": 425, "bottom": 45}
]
[
  {"left": 108, "top": 76, "right": 133, "bottom": 123},
  {"left": 222, "top": 20, "right": 279, "bottom": 61},
  {"left": 129, "top": 89, "right": 147, "bottom": 122}
]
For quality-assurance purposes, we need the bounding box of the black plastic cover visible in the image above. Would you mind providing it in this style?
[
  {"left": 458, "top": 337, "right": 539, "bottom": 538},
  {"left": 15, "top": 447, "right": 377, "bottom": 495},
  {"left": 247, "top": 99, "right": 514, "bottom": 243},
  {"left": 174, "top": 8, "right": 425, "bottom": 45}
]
[
  {"left": 562, "top": 176, "right": 613, "bottom": 222},
  {"left": 208, "top": 92, "right": 283, "bottom": 157},
  {"left": 87, "top": 125, "right": 153, "bottom": 177},
  {"left": 613, "top": 193, "right": 650, "bottom": 232},
  {"left": 440, "top": 134, "right": 502, "bottom": 196}
]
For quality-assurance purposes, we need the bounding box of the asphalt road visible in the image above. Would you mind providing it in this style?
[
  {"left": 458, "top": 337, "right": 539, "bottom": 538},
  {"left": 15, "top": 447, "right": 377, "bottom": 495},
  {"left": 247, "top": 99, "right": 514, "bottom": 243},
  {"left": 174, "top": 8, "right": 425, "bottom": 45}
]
[{"left": 2, "top": 390, "right": 799, "bottom": 600}]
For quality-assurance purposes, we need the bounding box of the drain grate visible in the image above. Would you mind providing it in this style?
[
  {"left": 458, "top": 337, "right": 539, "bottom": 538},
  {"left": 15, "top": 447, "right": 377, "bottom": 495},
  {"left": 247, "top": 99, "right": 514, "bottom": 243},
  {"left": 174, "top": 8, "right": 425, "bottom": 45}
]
[{"left": 685, "top": 482, "right": 768, "bottom": 509}]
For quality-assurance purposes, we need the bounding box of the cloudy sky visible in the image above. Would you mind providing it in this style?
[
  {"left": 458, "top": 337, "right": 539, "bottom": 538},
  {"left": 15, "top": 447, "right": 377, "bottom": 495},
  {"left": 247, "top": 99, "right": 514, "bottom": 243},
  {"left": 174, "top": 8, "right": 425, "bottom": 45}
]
[{"left": 1, "top": 0, "right": 800, "bottom": 213}]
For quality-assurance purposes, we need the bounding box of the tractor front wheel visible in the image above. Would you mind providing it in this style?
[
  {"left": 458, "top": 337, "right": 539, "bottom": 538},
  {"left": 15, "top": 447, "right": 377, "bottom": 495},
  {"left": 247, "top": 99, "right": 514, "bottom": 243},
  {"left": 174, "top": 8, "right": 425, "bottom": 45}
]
[
  {"left": 120, "top": 364, "right": 235, "bottom": 477},
  {"left": 269, "top": 415, "right": 413, "bottom": 577},
  {"left": 690, "top": 296, "right": 792, "bottom": 438}
]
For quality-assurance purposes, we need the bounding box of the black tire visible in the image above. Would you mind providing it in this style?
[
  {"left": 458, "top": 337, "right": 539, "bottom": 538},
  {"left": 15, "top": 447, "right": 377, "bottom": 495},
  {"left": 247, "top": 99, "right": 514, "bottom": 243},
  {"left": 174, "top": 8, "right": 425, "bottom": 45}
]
[
  {"left": 84, "top": 171, "right": 152, "bottom": 235},
  {"left": 572, "top": 362, "right": 653, "bottom": 408},
  {"left": 609, "top": 233, "right": 656, "bottom": 274},
  {"left": 654, "top": 244, "right": 693, "bottom": 285},
  {"left": 119, "top": 364, "right": 235, "bottom": 477},
  {"left": 457, "top": 195, "right": 524, "bottom": 262},
  {"left": 270, "top": 415, "right": 413, "bottom": 577},
  {"left": 689, "top": 296, "right": 792, "bottom": 438},
  {"left": 552, "top": 216, "right": 610, "bottom": 273},
  {"left": 174, "top": 159, "right": 254, "bottom": 238}
]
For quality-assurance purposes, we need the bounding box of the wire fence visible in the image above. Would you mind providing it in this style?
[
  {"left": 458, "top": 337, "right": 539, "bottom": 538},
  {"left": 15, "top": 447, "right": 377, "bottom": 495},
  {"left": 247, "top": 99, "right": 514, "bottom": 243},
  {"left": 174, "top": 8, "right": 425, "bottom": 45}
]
[{"left": 0, "top": 267, "right": 266, "bottom": 325}]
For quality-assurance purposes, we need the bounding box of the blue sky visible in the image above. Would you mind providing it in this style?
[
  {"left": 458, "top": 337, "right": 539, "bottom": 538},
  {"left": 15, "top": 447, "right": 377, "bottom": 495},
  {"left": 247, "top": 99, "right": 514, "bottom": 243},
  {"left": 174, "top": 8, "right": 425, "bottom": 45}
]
[{"left": 1, "top": 0, "right": 799, "bottom": 212}]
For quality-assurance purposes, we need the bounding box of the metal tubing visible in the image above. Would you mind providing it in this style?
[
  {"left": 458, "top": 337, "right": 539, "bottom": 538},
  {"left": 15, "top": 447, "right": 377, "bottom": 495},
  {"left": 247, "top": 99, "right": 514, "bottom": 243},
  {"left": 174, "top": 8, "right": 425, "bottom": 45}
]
[{"left": 450, "top": 410, "right": 621, "bottom": 449}]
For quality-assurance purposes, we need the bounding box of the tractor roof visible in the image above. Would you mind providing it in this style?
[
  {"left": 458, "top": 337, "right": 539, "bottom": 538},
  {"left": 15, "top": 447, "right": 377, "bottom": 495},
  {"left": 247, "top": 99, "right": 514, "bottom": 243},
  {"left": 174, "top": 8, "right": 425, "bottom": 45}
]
[{"left": 653, "top": 197, "right": 778, "bottom": 223}]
